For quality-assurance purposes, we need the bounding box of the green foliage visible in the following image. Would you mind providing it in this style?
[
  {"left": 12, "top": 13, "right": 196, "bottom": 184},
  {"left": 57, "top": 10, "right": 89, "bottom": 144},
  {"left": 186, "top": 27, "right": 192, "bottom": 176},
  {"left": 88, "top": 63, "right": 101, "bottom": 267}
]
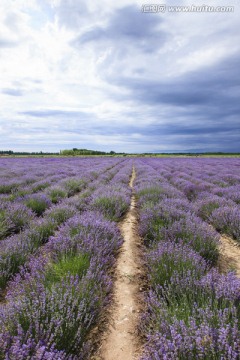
[
  {"left": 29, "top": 221, "right": 57, "bottom": 248},
  {"left": 92, "top": 196, "right": 128, "bottom": 221},
  {"left": 156, "top": 279, "right": 237, "bottom": 327},
  {"left": 0, "top": 221, "right": 58, "bottom": 290},
  {"left": 48, "top": 188, "right": 67, "bottom": 204},
  {"left": 198, "top": 202, "right": 221, "bottom": 220},
  {"left": 25, "top": 198, "right": 49, "bottom": 216},
  {"left": 44, "top": 253, "right": 90, "bottom": 287},
  {"left": 149, "top": 255, "right": 205, "bottom": 289},
  {"left": 137, "top": 186, "right": 164, "bottom": 207},
  {"left": 8, "top": 189, "right": 31, "bottom": 201},
  {"left": 0, "top": 251, "right": 28, "bottom": 289},
  {"left": 31, "top": 182, "right": 50, "bottom": 192},
  {"left": 61, "top": 148, "right": 107, "bottom": 156},
  {"left": 143, "top": 217, "right": 169, "bottom": 246},
  {"left": 63, "top": 179, "right": 85, "bottom": 196},
  {"left": 0, "top": 210, "right": 9, "bottom": 240},
  {"left": 47, "top": 207, "right": 75, "bottom": 225},
  {"left": 0, "top": 184, "right": 18, "bottom": 194}
]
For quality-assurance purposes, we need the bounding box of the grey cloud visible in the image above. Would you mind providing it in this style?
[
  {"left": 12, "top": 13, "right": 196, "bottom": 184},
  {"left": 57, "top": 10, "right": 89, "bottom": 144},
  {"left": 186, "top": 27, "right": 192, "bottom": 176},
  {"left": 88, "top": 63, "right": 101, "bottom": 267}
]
[
  {"left": 53, "top": 0, "right": 89, "bottom": 29},
  {"left": 3, "top": 11, "right": 25, "bottom": 33},
  {"left": 140, "top": 131, "right": 240, "bottom": 153},
  {"left": 0, "top": 38, "right": 18, "bottom": 48},
  {"left": 2, "top": 88, "right": 24, "bottom": 96},
  {"left": 20, "top": 109, "right": 92, "bottom": 118},
  {"left": 110, "top": 51, "right": 240, "bottom": 124},
  {"left": 72, "top": 5, "right": 167, "bottom": 52},
  {"left": 102, "top": 48, "right": 240, "bottom": 152}
]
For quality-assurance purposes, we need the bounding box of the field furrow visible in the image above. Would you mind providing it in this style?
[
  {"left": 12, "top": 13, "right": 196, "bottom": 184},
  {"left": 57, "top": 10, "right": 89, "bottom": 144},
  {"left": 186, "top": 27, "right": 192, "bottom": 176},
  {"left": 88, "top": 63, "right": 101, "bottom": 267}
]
[{"left": 99, "top": 167, "right": 144, "bottom": 360}]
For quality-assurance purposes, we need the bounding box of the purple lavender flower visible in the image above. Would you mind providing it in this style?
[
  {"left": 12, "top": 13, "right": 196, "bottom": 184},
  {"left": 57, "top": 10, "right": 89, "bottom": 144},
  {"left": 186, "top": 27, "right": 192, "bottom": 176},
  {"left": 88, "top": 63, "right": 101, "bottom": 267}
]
[{"left": 210, "top": 206, "right": 240, "bottom": 241}]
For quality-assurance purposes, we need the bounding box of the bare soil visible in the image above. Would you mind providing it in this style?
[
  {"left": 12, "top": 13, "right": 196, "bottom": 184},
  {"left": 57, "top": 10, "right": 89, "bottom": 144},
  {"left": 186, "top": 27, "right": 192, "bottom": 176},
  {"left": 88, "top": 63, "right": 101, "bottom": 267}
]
[
  {"left": 97, "top": 167, "right": 144, "bottom": 360},
  {"left": 218, "top": 235, "right": 240, "bottom": 277}
]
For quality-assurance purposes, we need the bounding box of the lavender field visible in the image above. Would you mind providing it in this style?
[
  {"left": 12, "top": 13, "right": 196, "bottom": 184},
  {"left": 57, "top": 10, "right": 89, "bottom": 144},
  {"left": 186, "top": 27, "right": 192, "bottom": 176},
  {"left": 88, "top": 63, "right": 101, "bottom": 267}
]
[
  {"left": 0, "top": 157, "right": 240, "bottom": 359},
  {"left": 135, "top": 158, "right": 240, "bottom": 359}
]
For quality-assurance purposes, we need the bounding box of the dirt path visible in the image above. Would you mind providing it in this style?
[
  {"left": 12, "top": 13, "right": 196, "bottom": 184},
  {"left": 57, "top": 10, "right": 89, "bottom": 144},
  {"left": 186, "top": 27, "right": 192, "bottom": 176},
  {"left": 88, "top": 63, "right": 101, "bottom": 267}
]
[
  {"left": 218, "top": 235, "right": 240, "bottom": 277},
  {"left": 98, "top": 167, "right": 144, "bottom": 360}
]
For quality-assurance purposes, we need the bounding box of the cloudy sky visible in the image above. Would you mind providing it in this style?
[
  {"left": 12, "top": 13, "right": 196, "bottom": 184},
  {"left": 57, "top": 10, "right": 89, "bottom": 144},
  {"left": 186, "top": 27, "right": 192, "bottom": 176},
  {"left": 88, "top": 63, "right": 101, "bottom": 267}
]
[{"left": 0, "top": 0, "right": 239, "bottom": 153}]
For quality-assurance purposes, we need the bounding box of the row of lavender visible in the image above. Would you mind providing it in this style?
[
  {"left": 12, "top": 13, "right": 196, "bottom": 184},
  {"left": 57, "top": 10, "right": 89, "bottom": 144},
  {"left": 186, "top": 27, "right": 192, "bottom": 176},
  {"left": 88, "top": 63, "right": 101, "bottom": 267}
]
[
  {"left": 0, "top": 158, "right": 107, "bottom": 197},
  {"left": 0, "top": 158, "right": 125, "bottom": 291},
  {"left": 0, "top": 158, "right": 123, "bottom": 240},
  {"left": 143, "top": 158, "right": 240, "bottom": 241},
  {"left": 135, "top": 159, "right": 240, "bottom": 359},
  {"left": 0, "top": 158, "right": 133, "bottom": 358}
]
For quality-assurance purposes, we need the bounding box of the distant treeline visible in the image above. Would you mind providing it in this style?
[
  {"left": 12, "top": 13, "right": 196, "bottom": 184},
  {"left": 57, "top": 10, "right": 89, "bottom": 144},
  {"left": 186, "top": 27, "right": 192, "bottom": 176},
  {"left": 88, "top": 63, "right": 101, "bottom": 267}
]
[
  {"left": 60, "top": 149, "right": 121, "bottom": 156},
  {"left": 0, "top": 150, "right": 59, "bottom": 156},
  {"left": 0, "top": 149, "right": 121, "bottom": 156}
]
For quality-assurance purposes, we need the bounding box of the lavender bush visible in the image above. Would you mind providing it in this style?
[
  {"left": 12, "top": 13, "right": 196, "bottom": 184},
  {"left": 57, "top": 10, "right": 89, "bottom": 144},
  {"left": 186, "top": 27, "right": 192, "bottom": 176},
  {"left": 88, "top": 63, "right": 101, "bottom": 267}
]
[
  {"left": 210, "top": 206, "right": 240, "bottom": 241},
  {"left": 141, "top": 270, "right": 240, "bottom": 360},
  {"left": 0, "top": 203, "right": 35, "bottom": 240},
  {"left": 0, "top": 211, "right": 123, "bottom": 358},
  {"left": 147, "top": 241, "right": 208, "bottom": 287},
  {"left": 47, "top": 186, "right": 67, "bottom": 204},
  {"left": 23, "top": 193, "right": 52, "bottom": 216},
  {"left": 90, "top": 185, "right": 131, "bottom": 221},
  {"left": 194, "top": 195, "right": 235, "bottom": 221},
  {"left": 159, "top": 215, "right": 220, "bottom": 265}
]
